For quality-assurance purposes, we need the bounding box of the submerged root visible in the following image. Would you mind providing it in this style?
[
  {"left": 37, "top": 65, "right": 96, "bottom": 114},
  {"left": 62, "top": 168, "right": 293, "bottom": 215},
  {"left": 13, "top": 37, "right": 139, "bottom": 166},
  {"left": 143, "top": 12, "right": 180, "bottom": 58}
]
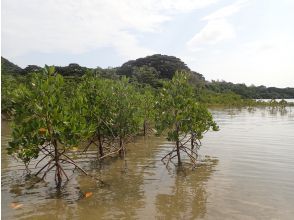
[
  {"left": 161, "top": 140, "right": 200, "bottom": 168},
  {"left": 34, "top": 144, "right": 106, "bottom": 188}
]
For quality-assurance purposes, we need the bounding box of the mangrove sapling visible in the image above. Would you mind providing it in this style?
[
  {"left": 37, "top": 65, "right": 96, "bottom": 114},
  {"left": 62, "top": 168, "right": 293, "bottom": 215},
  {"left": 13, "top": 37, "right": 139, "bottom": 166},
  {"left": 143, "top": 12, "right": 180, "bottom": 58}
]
[
  {"left": 8, "top": 66, "right": 94, "bottom": 188},
  {"left": 81, "top": 74, "right": 143, "bottom": 159},
  {"left": 110, "top": 77, "right": 143, "bottom": 157},
  {"left": 187, "top": 103, "right": 219, "bottom": 162},
  {"left": 138, "top": 86, "right": 156, "bottom": 136},
  {"left": 279, "top": 99, "right": 287, "bottom": 109},
  {"left": 155, "top": 71, "right": 218, "bottom": 167},
  {"left": 80, "top": 73, "right": 119, "bottom": 158}
]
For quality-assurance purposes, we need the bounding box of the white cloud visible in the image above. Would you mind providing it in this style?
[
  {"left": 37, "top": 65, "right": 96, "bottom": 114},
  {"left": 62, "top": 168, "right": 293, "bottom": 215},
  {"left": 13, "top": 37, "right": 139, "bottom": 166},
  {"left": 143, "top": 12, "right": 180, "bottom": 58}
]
[
  {"left": 187, "top": 19, "right": 235, "bottom": 48},
  {"left": 202, "top": 0, "right": 249, "bottom": 21},
  {"left": 2, "top": 0, "right": 218, "bottom": 59},
  {"left": 187, "top": 0, "right": 249, "bottom": 50}
]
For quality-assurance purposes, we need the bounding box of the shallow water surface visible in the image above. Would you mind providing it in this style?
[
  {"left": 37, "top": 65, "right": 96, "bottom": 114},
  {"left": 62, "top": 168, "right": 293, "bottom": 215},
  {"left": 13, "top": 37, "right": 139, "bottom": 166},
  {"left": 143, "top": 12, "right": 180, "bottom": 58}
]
[{"left": 2, "top": 107, "right": 294, "bottom": 219}]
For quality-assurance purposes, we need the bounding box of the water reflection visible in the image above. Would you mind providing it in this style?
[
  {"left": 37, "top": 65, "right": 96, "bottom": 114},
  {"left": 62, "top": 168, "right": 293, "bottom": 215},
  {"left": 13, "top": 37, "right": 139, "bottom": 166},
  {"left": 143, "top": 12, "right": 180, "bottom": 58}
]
[
  {"left": 75, "top": 167, "right": 146, "bottom": 219},
  {"left": 2, "top": 125, "right": 218, "bottom": 220},
  {"left": 155, "top": 158, "right": 218, "bottom": 220},
  {"left": 210, "top": 106, "right": 294, "bottom": 119}
]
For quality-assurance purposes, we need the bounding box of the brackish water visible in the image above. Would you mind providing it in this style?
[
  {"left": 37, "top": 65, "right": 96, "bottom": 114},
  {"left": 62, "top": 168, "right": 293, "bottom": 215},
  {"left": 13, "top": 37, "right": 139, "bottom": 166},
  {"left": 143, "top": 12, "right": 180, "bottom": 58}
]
[{"left": 1, "top": 107, "right": 294, "bottom": 219}]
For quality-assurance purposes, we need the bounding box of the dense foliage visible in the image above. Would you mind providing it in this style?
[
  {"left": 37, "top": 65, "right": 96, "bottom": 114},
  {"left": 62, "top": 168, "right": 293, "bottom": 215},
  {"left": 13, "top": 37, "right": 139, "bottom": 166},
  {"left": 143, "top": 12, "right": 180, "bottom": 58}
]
[
  {"left": 55, "top": 63, "right": 90, "bottom": 76},
  {"left": 7, "top": 66, "right": 94, "bottom": 187},
  {"left": 118, "top": 54, "right": 190, "bottom": 79},
  {"left": 118, "top": 54, "right": 205, "bottom": 88},
  {"left": 80, "top": 73, "right": 144, "bottom": 158}
]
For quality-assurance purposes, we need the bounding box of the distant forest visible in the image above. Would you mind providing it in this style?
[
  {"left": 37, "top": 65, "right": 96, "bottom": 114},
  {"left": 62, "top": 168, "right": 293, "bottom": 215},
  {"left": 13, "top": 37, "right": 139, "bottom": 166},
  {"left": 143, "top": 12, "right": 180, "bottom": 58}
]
[{"left": 1, "top": 55, "right": 294, "bottom": 99}]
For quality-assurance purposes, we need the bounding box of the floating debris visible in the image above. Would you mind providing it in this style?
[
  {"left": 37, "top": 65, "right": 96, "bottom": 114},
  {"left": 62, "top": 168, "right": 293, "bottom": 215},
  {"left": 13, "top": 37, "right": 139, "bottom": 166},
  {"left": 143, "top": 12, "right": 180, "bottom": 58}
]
[
  {"left": 84, "top": 192, "right": 93, "bottom": 198},
  {"left": 10, "top": 203, "right": 23, "bottom": 209}
]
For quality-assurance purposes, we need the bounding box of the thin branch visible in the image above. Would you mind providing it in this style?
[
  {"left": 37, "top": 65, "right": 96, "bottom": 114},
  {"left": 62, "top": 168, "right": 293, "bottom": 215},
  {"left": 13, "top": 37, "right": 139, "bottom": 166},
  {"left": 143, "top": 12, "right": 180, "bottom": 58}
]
[
  {"left": 41, "top": 164, "right": 55, "bottom": 180},
  {"left": 35, "top": 153, "right": 52, "bottom": 168},
  {"left": 58, "top": 164, "right": 69, "bottom": 181},
  {"left": 179, "top": 137, "right": 192, "bottom": 148},
  {"left": 82, "top": 139, "right": 94, "bottom": 152},
  {"left": 35, "top": 159, "right": 53, "bottom": 176},
  {"left": 161, "top": 144, "right": 177, "bottom": 162},
  {"left": 59, "top": 158, "right": 88, "bottom": 176},
  {"left": 181, "top": 147, "right": 197, "bottom": 166},
  {"left": 40, "top": 147, "right": 55, "bottom": 158},
  {"left": 39, "top": 143, "right": 51, "bottom": 151},
  {"left": 98, "top": 146, "right": 123, "bottom": 160},
  {"left": 101, "top": 119, "right": 116, "bottom": 139},
  {"left": 179, "top": 133, "right": 188, "bottom": 143}
]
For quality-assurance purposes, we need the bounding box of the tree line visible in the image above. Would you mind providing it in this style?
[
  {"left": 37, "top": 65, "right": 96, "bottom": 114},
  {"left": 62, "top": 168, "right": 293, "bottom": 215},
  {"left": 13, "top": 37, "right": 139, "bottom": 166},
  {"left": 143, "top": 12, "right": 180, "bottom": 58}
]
[
  {"left": 2, "top": 55, "right": 293, "bottom": 99},
  {"left": 206, "top": 80, "right": 294, "bottom": 99}
]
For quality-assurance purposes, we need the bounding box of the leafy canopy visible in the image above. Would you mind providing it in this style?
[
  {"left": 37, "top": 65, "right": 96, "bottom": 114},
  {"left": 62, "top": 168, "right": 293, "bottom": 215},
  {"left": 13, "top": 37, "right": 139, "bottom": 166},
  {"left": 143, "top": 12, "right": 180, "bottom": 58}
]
[
  {"left": 8, "top": 66, "right": 93, "bottom": 165},
  {"left": 155, "top": 71, "right": 218, "bottom": 142}
]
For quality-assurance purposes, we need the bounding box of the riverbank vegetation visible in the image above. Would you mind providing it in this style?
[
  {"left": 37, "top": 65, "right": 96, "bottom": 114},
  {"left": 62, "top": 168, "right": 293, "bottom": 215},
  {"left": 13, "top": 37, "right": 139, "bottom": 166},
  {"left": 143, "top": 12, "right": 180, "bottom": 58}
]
[
  {"left": 4, "top": 65, "right": 220, "bottom": 187},
  {"left": 1, "top": 54, "right": 293, "bottom": 187}
]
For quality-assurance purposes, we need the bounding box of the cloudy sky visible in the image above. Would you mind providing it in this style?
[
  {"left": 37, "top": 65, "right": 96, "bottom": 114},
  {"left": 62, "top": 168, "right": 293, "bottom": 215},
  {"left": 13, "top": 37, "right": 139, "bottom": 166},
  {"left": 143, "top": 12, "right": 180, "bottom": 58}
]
[{"left": 2, "top": 0, "right": 294, "bottom": 87}]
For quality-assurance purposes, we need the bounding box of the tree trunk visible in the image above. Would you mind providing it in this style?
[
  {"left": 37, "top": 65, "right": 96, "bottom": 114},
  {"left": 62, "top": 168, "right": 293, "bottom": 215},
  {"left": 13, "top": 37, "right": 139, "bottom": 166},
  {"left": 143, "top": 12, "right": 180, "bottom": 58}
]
[
  {"left": 176, "top": 125, "right": 181, "bottom": 166},
  {"left": 143, "top": 120, "right": 147, "bottom": 136},
  {"left": 53, "top": 139, "right": 62, "bottom": 188},
  {"left": 176, "top": 140, "right": 181, "bottom": 166},
  {"left": 97, "top": 131, "right": 104, "bottom": 157},
  {"left": 191, "top": 132, "right": 195, "bottom": 151},
  {"left": 118, "top": 137, "right": 125, "bottom": 158}
]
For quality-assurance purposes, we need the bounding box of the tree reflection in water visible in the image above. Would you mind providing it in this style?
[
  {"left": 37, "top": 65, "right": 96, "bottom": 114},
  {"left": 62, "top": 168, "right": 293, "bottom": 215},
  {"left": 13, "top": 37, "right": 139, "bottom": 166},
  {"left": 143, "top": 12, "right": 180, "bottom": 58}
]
[
  {"left": 155, "top": 158, "right": 218, "bottom": 220},
  {"left": 2, "top": 125, "right": 219, "bottom": 220}
]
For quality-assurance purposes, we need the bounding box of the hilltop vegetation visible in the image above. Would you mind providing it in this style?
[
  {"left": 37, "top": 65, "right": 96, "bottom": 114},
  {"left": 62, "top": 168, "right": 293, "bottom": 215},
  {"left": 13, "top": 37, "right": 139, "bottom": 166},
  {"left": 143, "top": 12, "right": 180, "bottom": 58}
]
[
  {"left": 1, "top": 57, "right": 23, "bottom": 75},
  {"left": 1, "top": 55, "right": 294, "bottom": 102}
]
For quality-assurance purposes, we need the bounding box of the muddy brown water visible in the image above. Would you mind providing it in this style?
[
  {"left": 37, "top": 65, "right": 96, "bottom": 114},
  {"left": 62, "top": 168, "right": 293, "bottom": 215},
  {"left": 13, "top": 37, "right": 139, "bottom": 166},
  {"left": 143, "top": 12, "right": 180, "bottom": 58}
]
[{"left": 1, "top": 107, "right": 294, "bottom": 219}]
